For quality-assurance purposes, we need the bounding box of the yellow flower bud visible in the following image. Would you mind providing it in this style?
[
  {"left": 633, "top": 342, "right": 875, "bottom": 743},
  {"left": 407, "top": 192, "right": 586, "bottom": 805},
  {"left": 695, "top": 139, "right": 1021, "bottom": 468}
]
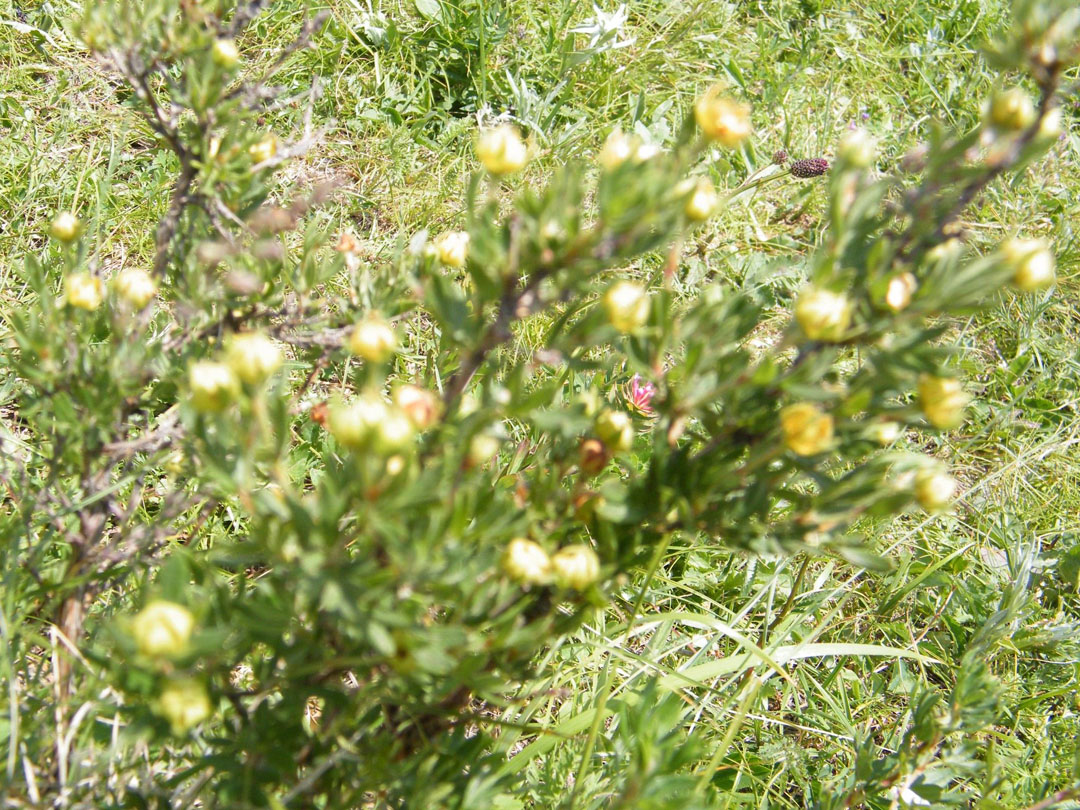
[
  {"left": 132, "top": 600, "right": 195, "bottom": 658},
  {"left": 373, "top": 407, "right": 416, "bottom": 455},
  {"left": 885, "top": 272, "right": 917, "bottom": 312},
  {"left": 211, "top": 38, "right": 240, "bottom": 69},
  {"left": 694, "top": 87, "right": 752, "bottom": 148},
  {"left": 918, "top": 375, "right": 968, "bottom": 430},
  {"left": 225, "top": 332, "right": 283, "bottom": 385},
  {"left": 867, "top": 421, "right": 903, "bottom": 445},
  {"left": 113, "top": 267, "right": 157, "bottom": 309},
  {"left": 603, "top": 280, "right": 650, "bottom": 334},
  {"left": 1038, "top": 107, "right": 1063, "bottom": 141},
  {"left": 188, "top": 360, "right": 239, "bottom": 413},
  {"left": 780, "top": 403, "right": 834, "bottom": 456},
  {"left": 348, "top": 315, "right": 396, "bottom": 363},
  {"left": 598, "top": 129, "right": 635, "bottom": 170},
  {"left": 794, "top": 286, "right": 852, "bottom": 341},
  {"left": 65, "top": 273, "right": 105, "bottom": 311},
  {"left": 433, "top": 230, "right": 470, "bottom": 268},
  {"left": 249, "top": 133, "right": 279, "bottom": 165},
  {"left": 467, "top": 433, "right": 501, "bottom": 467},
  {"left": 49, "top": 211, "right": 82, "bottom": 243},
  {"left": 502, "top": 538, "right": 551, "bottom": 585},
  {"left": 914, "top": 466, "right": 958, "bottom": 513},
  {"left": 551, "top": 544, "right": 601, "bottom": 590},
  {"left": 394, "top": 384, "right": 442, "bottom": 430},
  {"left": 838, "top": 128, "right": 877, "bottom": 168},
  {"left": 475, "top": 124, "right": 528, "bottom": 176},
  {"left": 157, "top": 678, "right": 211, "bottom": 735},
  {"left": 1001, "top": 237, "right": 1055, "bottom": 291},
  {"left": 684, "top": 177, "right": 719, "bottom": 221},
  {"left": 327, "top": 393, "right": 389, "bottom": 449},
  {"left": 595, "top": 409, "right": 634, "bottom": 453},
  {"left": 987, "top": 87, "right": 1035, "bottom": 132}
]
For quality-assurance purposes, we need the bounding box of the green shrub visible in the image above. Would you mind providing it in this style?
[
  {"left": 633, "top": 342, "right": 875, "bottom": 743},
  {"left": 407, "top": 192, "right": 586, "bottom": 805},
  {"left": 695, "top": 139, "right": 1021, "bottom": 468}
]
[{"left": 1, "top": 0, "right": 1077, "bottom": 806}]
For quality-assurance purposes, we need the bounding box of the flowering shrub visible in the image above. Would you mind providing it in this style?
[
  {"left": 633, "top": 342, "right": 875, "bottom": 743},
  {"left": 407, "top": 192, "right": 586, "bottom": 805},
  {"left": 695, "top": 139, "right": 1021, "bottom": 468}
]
[{"left": 1, "top": 0, "right": 1076, "bottom": 806}]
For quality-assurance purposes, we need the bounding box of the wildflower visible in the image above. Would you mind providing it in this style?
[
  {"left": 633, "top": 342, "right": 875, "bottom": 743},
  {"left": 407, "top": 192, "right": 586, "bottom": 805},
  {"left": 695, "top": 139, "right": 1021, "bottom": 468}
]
[
  {"left": 65, "top": 273, "right": 105, "bottom": 311},
  {"left": 248, "top": 134, "right": 279, "bottom": 165},
  {"left": 394, "top": 384, "right": 442, "bottom": 430},
  {"left": 1001, "top": 237, "right": 1055, "bottom": 291},
  {"left": 503, "top": 538, "right": 551, "bottom": 585},
  {"left": 684, "top": 177, "right": 719, "bottom": 221},
  {"left": 987, "top": 87, "right": 1035, "bottom": 132},
  {"left": 885, "top": 272, "right": 917, "bottom": 312},
  {"left": 114, "top": 268, "right": 157, "bottom": 309},
  {"left": 780, "top": 403, "right": 834, "bottom": 456},
  {"left": 694, "top": 87, "right": 752, "bottom": 147},
  {"left": 918, "top": 375, "right": 968, "bottom": 430},
  {"left": 790, "top": 157, "right": 830, "bottom": 178},
  {"left": 624, "top": 374, "right": 656, "bottom": 416},
  {"left": 132, "top": 600, "right": 195, "bottom": 658},
  {"left": 49, "top": 211, "right": 82, "bottom": 242},
  {"left": 349, "top": 314, "right": 396, "bottom": 363},
  {"left": 603, "top": 281, "right": 650, "bottom": 333},
  {"left": 914, "top": 466, "right": 958, "bottom": 513},
  {"left": 476, "top": 125, "right": 528, "bottom": 176},
  {"left": 327, "top": 394, "right": 389, "bottom": 449},
  {"left": 595, "top": 409, "right": 634, "bottom": 453},
  {"left": 188, "top": 361, "right": 239, "bottom": 412},
  {"left": 211, "top": 38, "right": 240, "bottom": 68},
  {"left": 551, "top": 544, "right": 601, "bottom": 589},
  {"left": 434, "top": 231, "right": 470, "bottom": 268},
  {"left": 157, "top": 678, "right": 211, "bottom": 735},
  {"left": 225, "top": 332, "right": 283, "bottom": 385},
  {"left": 794, "top": 286, "right": 852, "bottom": 341},
  {"left": 598, "top": 129, "right": 636, "bottom": 170}
]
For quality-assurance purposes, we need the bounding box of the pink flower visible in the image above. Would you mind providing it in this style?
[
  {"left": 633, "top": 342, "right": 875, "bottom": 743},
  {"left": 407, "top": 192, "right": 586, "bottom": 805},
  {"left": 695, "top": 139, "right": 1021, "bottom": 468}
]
[{"left": 624, "top": 374, "right": 656, "bottom": 415}]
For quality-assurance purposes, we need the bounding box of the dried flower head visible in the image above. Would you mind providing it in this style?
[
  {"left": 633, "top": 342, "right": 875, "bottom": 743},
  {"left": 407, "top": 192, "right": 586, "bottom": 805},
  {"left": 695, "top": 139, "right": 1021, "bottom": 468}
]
[{"left": 790, "top": 158, "right": 830, "bottom": 179}]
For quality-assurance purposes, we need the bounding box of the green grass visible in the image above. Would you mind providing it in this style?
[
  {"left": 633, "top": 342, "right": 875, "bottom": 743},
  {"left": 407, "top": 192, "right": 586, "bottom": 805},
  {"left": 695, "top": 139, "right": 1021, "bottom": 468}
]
[{"left": 1, "top": 0, "right": 1079, "bottom": 806}]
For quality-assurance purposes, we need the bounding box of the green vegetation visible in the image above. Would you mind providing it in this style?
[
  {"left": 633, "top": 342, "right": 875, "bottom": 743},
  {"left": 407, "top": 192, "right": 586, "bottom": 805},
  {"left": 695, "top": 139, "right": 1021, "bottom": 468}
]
[{"left": 0, "top": 0, "right": 1078, "bottom": 807}]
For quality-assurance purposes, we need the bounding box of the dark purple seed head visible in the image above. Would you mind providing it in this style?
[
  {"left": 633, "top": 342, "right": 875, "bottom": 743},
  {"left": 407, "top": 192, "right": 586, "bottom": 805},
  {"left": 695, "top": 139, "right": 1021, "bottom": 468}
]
[
  {"left": 772, "top": 149, "right": 789, "bottom": 165},
  {"left": 791, "top": 157, "right": 830, "bottom": 178}
]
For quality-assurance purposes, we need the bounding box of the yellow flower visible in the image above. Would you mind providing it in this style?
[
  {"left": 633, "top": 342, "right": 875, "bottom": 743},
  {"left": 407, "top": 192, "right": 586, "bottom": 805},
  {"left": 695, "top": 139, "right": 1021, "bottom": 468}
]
[
  {"left": 249, "top": 133, "right": 279, "bottom": 165},
  {"left": 225, "top": 332, "right": 283, "bottom": 385},
  {"left": 49, "top": 211, "right": 82, "bottom": 243},
  {"left": 113, "top": 268, "right": 157, "bottom": 309},
  {"left": 132, "top": 600, "right": 195, "bottom": 658},
  {"left": 327, "top": 393, "right": 389, "bottom": 449},
  {"left": 348, "top": 315, "right": 396, "bottom": 363},
  {"left": 1001, "top": 237, "right": 1055, "bottom": 291},
  {"left": 918, "top": 375, "right": 968, "bottom": 430},
  {"left": 914, "top": 466, "right": 958, "bottom": 513},
  {"left": 475, "top": 125, "right": 528, "bottom": 176},
  {"left": 794, "top": 286, "right": 852, "bottom": 341},
  {"left": 987, "top": 87, "right": 1035, "bottom": 132},
  {"left": 598, "top": 129, "right": 636, "bottom": 170},
  {"left": 595, "top": 409, "right": 634, "bottom": 453},
  {"left": 603, "top": 281, "right": 650, "bottom": 334},
  {"left": 551, "top": 544, "right": 600, "bottom": 590},
  {"left": 683, "top": 177, "right": 719, "bottom": 221},
  {"left": 694, "top": 87, "right": 752, "bottom": 148},
  {"left": 885, "top": 272, "right": 917, "bottom": 312},
  {"left": 502, "top": 538, "right": 551, "bottom": 585},
  {"left": 394, "top": 384, "right": 442, "bottom": 430},
  {"left": 780, "top": 403, "right": 834, "bottom": 456},
  {"left": 211, "top": 38, "right": 240, "bottom": 69},
  {"left": 188, "top": 360, "right": 239, "bottom": 413},
  {"left": 65, "top": 273, "right": 105, "bottom": 311},
  {"left": 157, "top": 678, "right": 211, "bottom": 735},
  {"left": 434, "top": 230, "right": 470, "bottom": 268}
]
